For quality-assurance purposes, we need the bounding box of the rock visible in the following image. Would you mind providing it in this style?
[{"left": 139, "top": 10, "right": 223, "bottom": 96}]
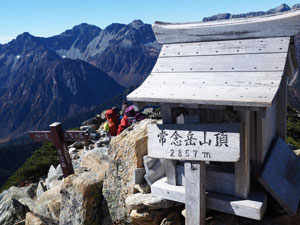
[
  {"left": 36, "top": 182, "right": 47, "bottom": 199},
  {"left": 37, "top": 184, "right": 61, "bottom": 204},
  {"left": 130, "top": 209, "right": 169, "bottom": 225},
  {"left": 45, "top": 165, "right": 62, "bottom": 189},
  {"left": 25, "top": 212, "right": 58, "bottom": 225},
  {"left": 102, "top": 119, "right": 157, "bottom": 224},
  {"left": 133, "top": 183, "right": 151, "bottom": 194},
  {"left": 18, "top": 197, "right": 36, "bottom": 212},
  {"left": 0, "top": 198, "right": 30, "bottom": 225},
  {"left": 0, "top": 186, "right": 30, "bottom": 204},
  {"left": 68, "top": 141, "right": 83, "bottom": 149},
  {"left": 160, "top": 212, "right": 182, "bottom": 225},
  {"left": 59, "top": 171, "right": 102, "bottom": 225},
  {"left": 68, "top": 147, "right": 77, "bottom": 154},
  {"left": 96, "top": 137, "right": 111, "bottom": 147},
  {"left": 294, "top": 149, "right": 300, "bottom": 156},
  {"left": 125, "top": 193, "right": 176, "bottom": 210},
  {"left": 48, "top": 180, "right": 63, "bottom": 189},
  {"left": 80, "top": 152, "right": 109, "bottom": 181},
  {"left": 35, "top": 184, "right": 61, "bottom": 221},
  {"left": 25, "top": 183, "right": 38, "bottom": 199}
]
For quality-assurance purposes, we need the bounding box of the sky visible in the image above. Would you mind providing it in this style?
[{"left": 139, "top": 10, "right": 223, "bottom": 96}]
[{"left": 1, "top": 0, "right": 300, "bottom": 44}]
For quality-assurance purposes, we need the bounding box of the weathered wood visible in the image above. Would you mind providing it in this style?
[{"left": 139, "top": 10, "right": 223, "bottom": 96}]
[
  {"left": 148, "top": 123, "right": 241, "bottom": 162},
  {"left": 177, "top": 164, "right": 235, "bottom": 196},
  {"left": 151, "top": 177, "right": 267, "bottom": 220},
  {"left": 285, "top": 50, "right": 296, "bottom": 78},
  {"left": 49, "top": 122, "right": 74, "bottom": 178},
  {"left": 276, "top": 75, "right": 287, "bottom": 140},
  {"left": 258, "top": 137, "right": 300, "bottom": 215},
  {"left": 254, "top": 103, "right": 277, "bottom": 179},
  {"left": 144, "top": 159, "right": 166, "bottom": 186},
  {"left": 143, "top": 155, "right": 159, "bottom": 173},
  {"left": 165, "top": 160, "right": 176, "bottom": 185},
  {"left": 234, "top": 111, "right": 251, "bottom": 198},
  {"left": 153, "top": 9, "right": 300, "bottom": 43},
  {"left": 30, "top": 130, "right": 90, "bottom": 142},
  {"left": 128, "top": 77, "right": 282, "bottom": 108},
  {"left": 153, "top": 53, "right": 287, "bottom": 73},
  {"left": 160, "top": 104, "right": 177, "bottom": 185},
  {"left": 185, "top": 161, "right": 206, "bottom": 225},
  {"left": 146, "top": 72, "right": 282, "bottom": 88},
  {"left": 159, "top": 37, "right": 290, "bottom": 57},
  {"left": 133, "top": 168, "right": 146, "bottom": 184}
]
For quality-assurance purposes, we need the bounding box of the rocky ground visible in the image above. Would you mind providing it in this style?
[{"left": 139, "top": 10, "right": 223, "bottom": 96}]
[{"left": 0, "top": 108, "right": 300, "bottom": 225}]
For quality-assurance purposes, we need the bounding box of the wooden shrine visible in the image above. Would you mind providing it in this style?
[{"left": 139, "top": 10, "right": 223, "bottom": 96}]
[{"left": 127, "top": 9, "right": 300, "bottom": 225}]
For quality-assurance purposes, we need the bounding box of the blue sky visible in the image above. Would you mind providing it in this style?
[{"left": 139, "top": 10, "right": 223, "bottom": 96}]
[{"left": 0, "top": 0, "right": 299, "bottom": 44}]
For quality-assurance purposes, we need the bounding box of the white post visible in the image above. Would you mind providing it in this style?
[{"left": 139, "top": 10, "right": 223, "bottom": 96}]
[{"left": 185, "top": 161, "right": 206, "bottom": 225}]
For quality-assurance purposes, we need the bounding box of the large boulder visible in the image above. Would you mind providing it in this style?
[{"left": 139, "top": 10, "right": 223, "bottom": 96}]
[
  {"left": 59, "top": 171, "right": 102, "bottom": 225},
  {"left": 125, "top": 193, "right": 177, "bottom": 210},
  {"left": 0, "top": 198, "right": 30, "bottom": 225},
  {"left": 25, "top": 212, "right": 58, "bottom": 225},
  {"left": 35, "top": 184, "right": 62, "bottom": 222},
  {"left": 80, "top": 150, "right": 109, "bottom": 182},
  {"left": 102, "top": 119, "right": 155, "bottom": 224}
]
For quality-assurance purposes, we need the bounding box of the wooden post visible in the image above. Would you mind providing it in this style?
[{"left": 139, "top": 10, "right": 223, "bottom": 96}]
[
  {"left": 234, "top": 111, "right": 250, "bottom": 198},
  {"left": 161, "top": 104, "right": 177, "bottom": 185},
  {"left": 185, "top": 161, "right": 206, "bottom": 225},
  {"left": 276, "top": 75, "right": 287, "bottom": 140},
  {"left": 50, "top": 122, "right": 74, "bottom": 177},
  {"left": 30, "top": 122, "right": 90, "bottom": 178}
]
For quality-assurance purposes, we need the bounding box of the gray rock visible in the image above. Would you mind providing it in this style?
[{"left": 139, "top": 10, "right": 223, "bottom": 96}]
[
  {"left": 133, "top": 183, "right": 151, "bottom": 194},
  {"left": 0, "top": 186, "right": 29, "bottom": 204},
  {"left": 125, "top": 193, "right": 176, "bottom": 210},
  {"left": 59, "top": 171, "right": 102, "bottom": 225},
  {"left": 0, "top": 198, "right": 30, "bottom": 225},
  {"left": 25, "top": 212, "right": 58, "bottom": 225},
  {"left": 45, "top": 165, "right": 63, "bottom": 189},
  {"left": 96, "top": 137, "right": 110, "bottom": 147},
  {"left": 68, "top": 141, "right": 83, "bottom": 149},
  {"left": 36, "top": 182, "right": 47, "bottom": 199},
  {"left": 68, "top": 147, "right": 77, "bottom": 154},
  {"left": 18, "top": 197, "right": 36, "bottom": 212},
  {"left": 25, "top": 183, "right": 38, "bottom": 199}
]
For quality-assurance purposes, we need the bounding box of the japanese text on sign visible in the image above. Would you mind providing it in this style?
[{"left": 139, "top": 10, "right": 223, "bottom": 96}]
[{"left": 148, "top": 123, "right": 241, "bottom": 162}]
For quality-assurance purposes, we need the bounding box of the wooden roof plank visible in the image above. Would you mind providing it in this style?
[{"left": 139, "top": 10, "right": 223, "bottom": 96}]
[
  {"left": 153, "top": 53, "right": 288, "bottom": 73},
  {"left": 160, "top": 37, "right": 290, "bottom": 57},
  {"left": 153, "top": 9, "right": 300, "bottom": 43},
  {"left": 146, "top": 72, "right": 282, "bottom": 88},
  {"left": 127, "top": 84, "right": 279, "bottom": 107}
]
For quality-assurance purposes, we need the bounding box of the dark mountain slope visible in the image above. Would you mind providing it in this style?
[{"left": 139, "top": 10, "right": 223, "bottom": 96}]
[{"left": 0, "top": 32, "right": 124, "bottom": 139}]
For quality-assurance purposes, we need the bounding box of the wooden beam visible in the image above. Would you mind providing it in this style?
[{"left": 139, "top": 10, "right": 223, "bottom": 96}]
[
  {"left": 234, "top": 111, "right": 251, "bottom": 198},
  {"left": 276, "top": 75, "right": 287, "bottom": 140},
  {"left": 49, "top": 122, "right": 74, "bottom": 178},
  {"left": 153, "top": 9, "right": 300, "bottom": 43},
  {"left": 185, "top": 161, "right": 206, "bottom": 225},
  {"left": 151, "top": 177, "right": 267, "bottom": 220}
]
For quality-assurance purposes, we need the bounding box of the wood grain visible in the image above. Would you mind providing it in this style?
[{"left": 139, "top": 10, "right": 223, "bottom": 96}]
[
  {"left": 148, "top": 123, "right": 241, "bottom": 162},
  {"left": 153, "top": 9, "right": 300, "bottom": 43}
]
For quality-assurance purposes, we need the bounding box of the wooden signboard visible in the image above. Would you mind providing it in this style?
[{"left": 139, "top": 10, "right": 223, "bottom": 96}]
[
  {"left": 148, "top": 123, "right": 241, "bottom": 162},
  {"left": 30, "top": 122, "right": 90, "bottom": 178}
]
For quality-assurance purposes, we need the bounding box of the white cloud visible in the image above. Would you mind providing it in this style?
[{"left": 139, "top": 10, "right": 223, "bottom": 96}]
[{"left": 0, "top": 36, "right": 15, "bottom": 44}]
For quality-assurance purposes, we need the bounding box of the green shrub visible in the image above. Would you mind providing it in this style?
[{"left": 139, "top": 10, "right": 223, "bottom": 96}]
[
  {"left": 287, "top": 105, "right": 300, "bottom": 149},
  {"left": 0, "top": 142, "right": 59, "bottom": 192}
]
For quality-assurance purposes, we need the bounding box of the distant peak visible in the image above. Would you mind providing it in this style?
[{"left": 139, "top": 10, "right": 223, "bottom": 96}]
[
  {"left": 128, "top": 20, "right": 144, "bottom": 27},
  {"left": 267, "top": 3, "right": 291, "bottom": 14}
]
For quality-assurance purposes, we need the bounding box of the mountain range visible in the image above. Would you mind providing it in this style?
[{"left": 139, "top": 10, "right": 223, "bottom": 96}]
[
  {"left": 0, "top": 20, "right": 160, "bottom": 140},
  {"left": 1, "top": 3, "right": 300, "bottom": 141}
]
